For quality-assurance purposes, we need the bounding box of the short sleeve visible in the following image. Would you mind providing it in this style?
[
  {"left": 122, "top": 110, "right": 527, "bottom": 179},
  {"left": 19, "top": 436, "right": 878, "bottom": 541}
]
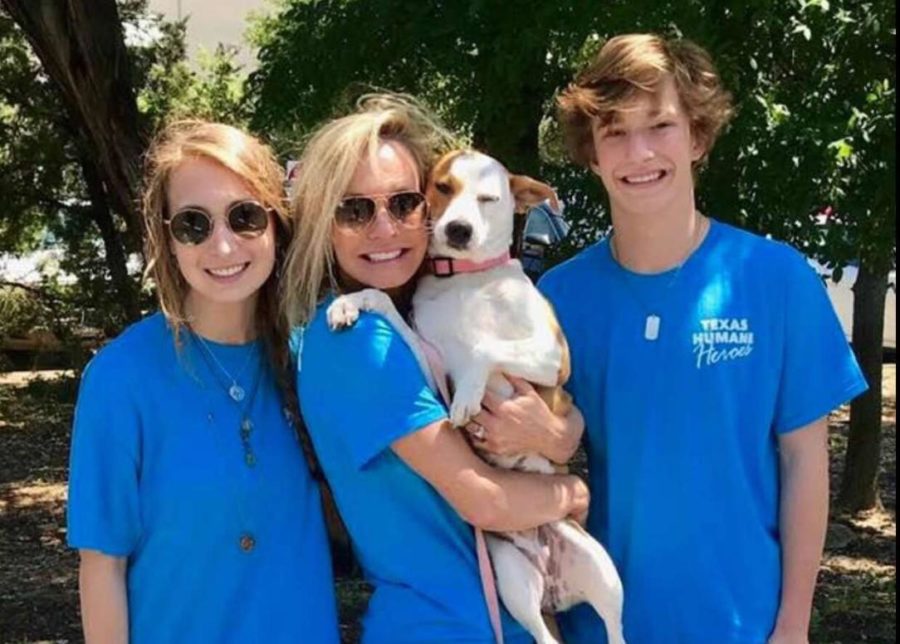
[
  {"left": 773, "top": 252, "right": 868, "bottom": 434},
  {"left": 67, "top": 352, "right": 142, "bottom": 556},
  {"left": 299, "top": 312, "right": 447, "bottom": 469}
]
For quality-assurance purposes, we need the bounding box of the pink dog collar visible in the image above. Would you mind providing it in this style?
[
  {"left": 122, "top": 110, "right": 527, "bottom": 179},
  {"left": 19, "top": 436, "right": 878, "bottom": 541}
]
[{"left": 429, "top": 251, "right": 511, "bottom": 277}]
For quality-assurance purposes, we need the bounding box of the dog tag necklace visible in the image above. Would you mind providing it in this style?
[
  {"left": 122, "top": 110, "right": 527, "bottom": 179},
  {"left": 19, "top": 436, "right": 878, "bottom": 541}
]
[
  {"left": 609, "top": 213, "right": 707, "bottom": 341},
  {"left": 194, "top": 332, "right": 258, "bottom": 402}
]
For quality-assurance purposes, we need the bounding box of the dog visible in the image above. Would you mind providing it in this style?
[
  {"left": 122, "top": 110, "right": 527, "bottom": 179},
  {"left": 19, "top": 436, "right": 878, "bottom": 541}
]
[{"left": 327, "top": 150, "right": 625, "bottom": 644}]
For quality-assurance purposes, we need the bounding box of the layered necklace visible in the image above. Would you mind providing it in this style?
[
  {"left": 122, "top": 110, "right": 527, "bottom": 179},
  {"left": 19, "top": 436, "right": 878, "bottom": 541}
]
[
  {"left": 609, "top": 212, "right": 708, "bottom": 341},
  {"left": 192, "top": 329, "right": 263, "bottom": 468}
]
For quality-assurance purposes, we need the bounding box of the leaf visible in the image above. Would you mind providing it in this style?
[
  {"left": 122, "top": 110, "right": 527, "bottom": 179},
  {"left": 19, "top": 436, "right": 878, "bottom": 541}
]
[
  {"left": 793, "top": 23, "right": 812, "bottom": 40},
  {"left": 828, "top": 138, "right": 854, "bottom": 161}
]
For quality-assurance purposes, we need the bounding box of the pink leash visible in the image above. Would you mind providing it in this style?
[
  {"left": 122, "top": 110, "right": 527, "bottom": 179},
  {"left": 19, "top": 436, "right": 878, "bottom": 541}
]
[{"left": 419, "top": 336, "right": 505, "bottom": 644}]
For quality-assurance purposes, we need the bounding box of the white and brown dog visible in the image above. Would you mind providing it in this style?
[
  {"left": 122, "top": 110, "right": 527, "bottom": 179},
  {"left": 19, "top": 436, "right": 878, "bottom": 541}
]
[{"left": 328, "top": 150, "right": 625, "bottom": 644}]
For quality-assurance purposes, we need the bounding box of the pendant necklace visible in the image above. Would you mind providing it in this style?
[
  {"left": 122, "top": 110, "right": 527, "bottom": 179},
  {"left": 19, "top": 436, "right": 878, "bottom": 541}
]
[
  {"left": 194, "top": 331, "right": 258, "bottom": 402},
  {"left": 192, "top": 330, "right": 264, "bottom": 468},
  {"left": 609, "top": 213, "right": 707, "bottom": 342}
]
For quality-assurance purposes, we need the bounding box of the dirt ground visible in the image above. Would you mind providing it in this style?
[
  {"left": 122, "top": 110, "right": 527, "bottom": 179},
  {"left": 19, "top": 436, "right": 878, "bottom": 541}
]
[{"left": 0, "top": 366, "right": 895, "bottom": 643}]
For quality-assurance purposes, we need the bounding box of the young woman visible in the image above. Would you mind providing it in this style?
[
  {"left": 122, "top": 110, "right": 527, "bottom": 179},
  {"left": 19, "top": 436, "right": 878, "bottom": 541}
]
[
  {"left": 67, "top": 120, "right": 339, "bottom": 643},
  {"left": 282, "top": 94, "right": 588, "bottom": 643}
]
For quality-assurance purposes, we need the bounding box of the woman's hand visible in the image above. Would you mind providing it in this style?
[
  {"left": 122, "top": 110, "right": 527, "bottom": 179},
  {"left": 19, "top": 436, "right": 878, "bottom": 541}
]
[
  {"left": 465, "top": 376, "right": 584, "bottom": 464},
  {"left": 566, "top": 475, "right": 590, "bottom": 526}
]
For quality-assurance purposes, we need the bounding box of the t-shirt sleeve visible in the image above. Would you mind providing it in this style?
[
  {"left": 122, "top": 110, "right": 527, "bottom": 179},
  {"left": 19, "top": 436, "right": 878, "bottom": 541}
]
[
  {"left": 300, "top": 313, "right": 447, "bottom": 469},
  {"left": 773, "top": 251, "right": 869, "bottom": 434},
  {"left": 66, "top": 351, "right": 142, "bottom": 556}
]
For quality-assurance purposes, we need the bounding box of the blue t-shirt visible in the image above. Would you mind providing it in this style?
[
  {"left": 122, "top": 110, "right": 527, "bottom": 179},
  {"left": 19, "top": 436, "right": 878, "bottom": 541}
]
[
  {"left": 538, "top": 220, "right": 867, "bottom": 644},
  {"left": 67, "top": 312, "right": 339, "bottom": 644},
  {"left": 296, "top": 302, "right": 532, "bottom": 643}
]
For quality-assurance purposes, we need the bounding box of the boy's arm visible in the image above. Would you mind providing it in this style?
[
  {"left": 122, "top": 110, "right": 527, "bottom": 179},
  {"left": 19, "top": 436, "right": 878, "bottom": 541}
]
[
  {"left": 769, "top": 416, "right": 830, "bottom": 644},
  {"left": 79, "top": 549, "right": 129, "bottom": 643}
]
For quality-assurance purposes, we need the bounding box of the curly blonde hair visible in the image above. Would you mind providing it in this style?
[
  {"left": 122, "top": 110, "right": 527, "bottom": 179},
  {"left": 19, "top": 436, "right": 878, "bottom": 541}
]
[
  {"left": 281, "top": 92, "right": 459, "bottom": 328},
  {"left": 557, "top": 33, "right": 734, "bottom": 168}
]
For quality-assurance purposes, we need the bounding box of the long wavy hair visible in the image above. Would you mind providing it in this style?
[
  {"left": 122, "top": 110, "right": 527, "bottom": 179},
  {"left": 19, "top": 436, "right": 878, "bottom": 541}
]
[
  {"left": 141, "top": 119, "right": 293, "bottom": 404},
  {"left": 280, "top": 92, "right": 460, "bottom": 328}
]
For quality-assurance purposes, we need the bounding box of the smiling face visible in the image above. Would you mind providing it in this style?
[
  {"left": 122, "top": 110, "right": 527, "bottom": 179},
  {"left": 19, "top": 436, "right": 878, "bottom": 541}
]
[
  {"left": 589, "top": 76, "right": 704, "bottom": 222},
  {"left": 167, "top": 156, "right": 276, "bottom": 316},
  {"left": 331, "top": 139, "right": 428, "bottom": 292}
]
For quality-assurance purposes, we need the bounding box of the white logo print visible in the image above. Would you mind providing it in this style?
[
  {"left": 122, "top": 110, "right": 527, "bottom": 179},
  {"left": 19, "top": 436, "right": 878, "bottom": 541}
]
[{"left": 692, "top": 318, "right": 754, "bottom": 369}]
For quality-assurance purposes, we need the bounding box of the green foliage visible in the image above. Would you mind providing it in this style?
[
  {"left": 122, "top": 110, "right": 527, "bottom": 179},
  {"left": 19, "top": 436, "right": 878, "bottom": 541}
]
[
  {"left": 0, "top": 285, "right": 45, "bottom": 338},
  {"left": 0, "top": 13, "right": 74, "bottom": 253},
  {"left": 140, "top": 43, "right": 250, "bottom": 130},
  {"left": 1, "top": 0, "right": 250, "bottom": 341},
  {"left": 687, "top": 0, "right": 896, "bottom": 276},
  {"left": 248, "top": 1, "right": 617, "bottom": 162},
  {"left": 248, "top": 0, "right": 895, "bottom": 277}
]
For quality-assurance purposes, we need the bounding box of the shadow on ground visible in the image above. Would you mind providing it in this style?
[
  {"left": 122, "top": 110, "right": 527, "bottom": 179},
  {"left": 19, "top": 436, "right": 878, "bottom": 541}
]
[{"left": 0, "top": 368, "right": 895, "bottom": 643}]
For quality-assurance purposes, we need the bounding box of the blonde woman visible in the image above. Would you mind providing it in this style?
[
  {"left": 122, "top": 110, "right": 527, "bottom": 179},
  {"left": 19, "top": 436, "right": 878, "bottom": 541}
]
[
  {"left": 283, "top": 94, "right": 588, "bottom": 643},
  {"left": 67, "top": 120, "right": 339, "bottom": 643}
]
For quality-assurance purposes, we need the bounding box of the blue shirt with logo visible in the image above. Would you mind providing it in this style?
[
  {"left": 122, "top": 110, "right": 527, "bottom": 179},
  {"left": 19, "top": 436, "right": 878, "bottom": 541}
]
[
  {"left": 68, "top": 312, "right": 339, "bottom": 644},
  {"left": 296, "top": 301, "right": 532, "bottom": 643},
  {"left": 538, "top": 219, "right": 867, "bottom": 643}
]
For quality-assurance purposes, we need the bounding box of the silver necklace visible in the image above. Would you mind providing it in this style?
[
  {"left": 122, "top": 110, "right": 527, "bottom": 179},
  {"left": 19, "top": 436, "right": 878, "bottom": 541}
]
[
  {"left": 189, "top": 333, "right": 265, "bottom": 551},
  {"left": 194, "top": 332, "right": 258, "bottom": 402},
  {"left": 609, "top": 214, "right": 707, "bottom": 341},
  {"left": 191, "top": 330, "right": 264, "bottom": 468}
]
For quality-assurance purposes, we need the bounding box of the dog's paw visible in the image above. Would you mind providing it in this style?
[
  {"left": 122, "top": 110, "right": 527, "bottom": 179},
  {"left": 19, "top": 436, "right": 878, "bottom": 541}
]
[
  {"left": 326, "top": 296, "right": 360, "bottom": 330},
  {"left": 356, "top": 288, "right": 393, "bottom": 313},
  {"left": 449, "top": 384, "right": 485, "bottom": 427}
]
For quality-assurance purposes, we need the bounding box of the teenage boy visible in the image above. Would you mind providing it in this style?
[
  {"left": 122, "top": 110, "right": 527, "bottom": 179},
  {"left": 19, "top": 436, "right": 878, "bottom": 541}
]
[{"left": 539, "top": 33, "right": 867, "bottom": 644}]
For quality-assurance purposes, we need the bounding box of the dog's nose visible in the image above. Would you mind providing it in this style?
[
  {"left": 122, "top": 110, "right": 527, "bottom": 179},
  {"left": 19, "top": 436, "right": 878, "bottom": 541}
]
[{"left": 445, "top": 221, "right": 473, "bottom": 249}]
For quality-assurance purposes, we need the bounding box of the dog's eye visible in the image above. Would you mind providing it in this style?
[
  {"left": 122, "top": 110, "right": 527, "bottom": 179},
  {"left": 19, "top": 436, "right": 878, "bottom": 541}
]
[
  {"left": 435, "top": 182, "right": 453, "bottom": 195},
  {"left": 477, "top": 195, "right": 500, "bottom": 203}
]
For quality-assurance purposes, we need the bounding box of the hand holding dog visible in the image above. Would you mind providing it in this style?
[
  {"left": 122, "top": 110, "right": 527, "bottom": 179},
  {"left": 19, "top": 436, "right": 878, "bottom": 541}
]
[
  {"left": 466, "top": 376, "right": 584, "bottom": 464},
  {"left": 567, "top": 475, "right": 591, "bottom": 526}
]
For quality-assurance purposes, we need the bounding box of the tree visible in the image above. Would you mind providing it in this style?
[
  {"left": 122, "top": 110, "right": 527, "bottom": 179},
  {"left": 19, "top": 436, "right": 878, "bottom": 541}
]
[
  {"left": 1, "top": 0, "right": 149, "bottom": 323},
  {"left": 249, "top": 1, "right": 623, "bottom": 169},
  {"left": 250, "top": 0, "right": 894, "bottom": 510},
  {"left": 1, "top": 1, "right": 249, "bottom": 334}
]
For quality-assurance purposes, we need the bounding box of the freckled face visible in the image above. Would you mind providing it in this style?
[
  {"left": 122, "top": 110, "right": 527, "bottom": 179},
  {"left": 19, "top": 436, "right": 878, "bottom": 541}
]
[
  {"left": 590, "top": 77, "right": 704, "bottom": 219},
  {"left": 167, "top": 157, "right": 276, "bottom": 311},
  {"left": 331, "top": 140, "right": 428, "bottom": 291}
]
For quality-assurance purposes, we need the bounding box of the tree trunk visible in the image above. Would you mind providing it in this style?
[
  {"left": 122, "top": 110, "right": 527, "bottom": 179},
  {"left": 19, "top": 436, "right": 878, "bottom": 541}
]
[
  {"left": 837, "top": 264, "right": 888, "bottom": 512},
  {"left": 79, "top": 151, "right": 142, "bottom": 323},
  {"left": 1, "top": 0, "right": 146, "bottom": 252}
]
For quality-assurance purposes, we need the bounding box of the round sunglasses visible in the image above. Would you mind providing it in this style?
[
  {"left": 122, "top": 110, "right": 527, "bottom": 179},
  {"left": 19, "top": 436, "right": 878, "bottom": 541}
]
[
  {"left": 334, "top": 191, "right": 427, "bottom": 232},
  {"left": 166, "top": 201, "right": 272, "bottom": 246}
]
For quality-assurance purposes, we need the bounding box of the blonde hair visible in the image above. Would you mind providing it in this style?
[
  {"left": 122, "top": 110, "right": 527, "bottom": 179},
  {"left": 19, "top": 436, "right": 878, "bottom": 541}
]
[
  {"left": 557, "top": 33, "right": 734, "bottom": 168},
  {"left": 142, "top": 119, "right": 290, "bottom": 361},
  {"left": 281, "top": 92, "right": 459, "bottom": 327}
]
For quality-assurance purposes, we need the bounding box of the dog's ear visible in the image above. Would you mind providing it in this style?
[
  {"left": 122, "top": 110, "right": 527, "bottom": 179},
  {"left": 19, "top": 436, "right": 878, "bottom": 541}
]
[{"left": 509, "top": 174, "right": 560, "bottom": 214}]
